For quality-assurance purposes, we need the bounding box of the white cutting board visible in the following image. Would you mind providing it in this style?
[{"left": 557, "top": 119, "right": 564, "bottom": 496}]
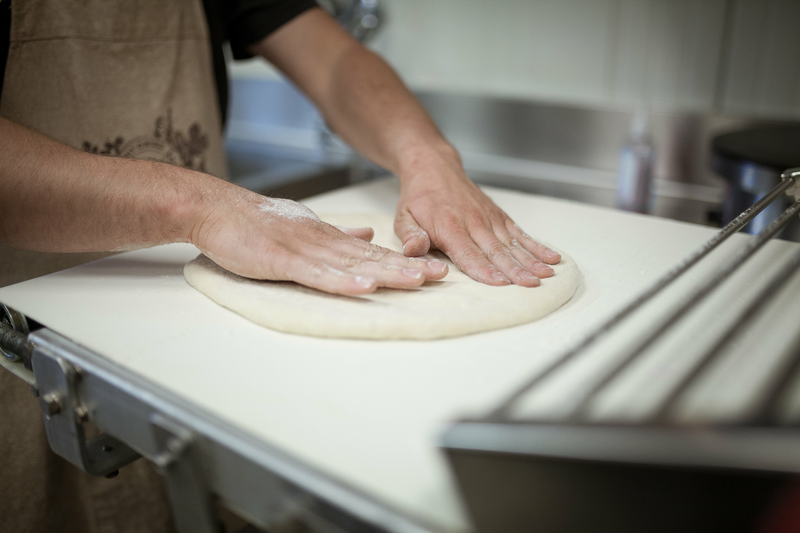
[{"left": 1, "top": 177, "right": 797, "bottom": 532}]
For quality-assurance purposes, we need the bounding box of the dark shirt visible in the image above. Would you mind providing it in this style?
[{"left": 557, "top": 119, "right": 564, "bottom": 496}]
[{"left": 0, "top": 0, "right": 318, "bottom": 125}]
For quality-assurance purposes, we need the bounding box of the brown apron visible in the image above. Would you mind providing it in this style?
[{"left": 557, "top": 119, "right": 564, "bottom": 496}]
[
  {"left": 0, "top": 0, "right": 229, "bottom": 288},
  {"left": 0, "top": 0, "right": 227, "bottom": 178},
  {"left": 1, "top": 1, "right": 229, "bottom": 531}
]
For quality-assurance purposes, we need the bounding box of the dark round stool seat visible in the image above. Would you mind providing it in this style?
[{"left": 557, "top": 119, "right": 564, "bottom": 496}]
[{"left": 712, "top": 124, "right": 800, "bottom": 174}]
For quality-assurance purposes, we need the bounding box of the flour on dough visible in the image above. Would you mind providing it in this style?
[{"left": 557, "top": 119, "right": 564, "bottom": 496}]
[{"left": 183, "top": 214, "right": 579, "bottom": 340}]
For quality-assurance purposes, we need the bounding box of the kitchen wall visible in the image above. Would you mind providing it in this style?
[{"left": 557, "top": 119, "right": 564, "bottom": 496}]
[
  {"left": 370, "top": 0, "right": 800, "bottom": 119},
  {"left": 721, "top": 0, "right": 800, "bottom": 118},
  {"left": 231, "top": 0, "right": 800, "bottom": 120},
  {"left": 226, "top": 0, "right": 800, "bottom": 227},
  {"left": 371, "top": 0, "right": 726, "bottom": 113}
]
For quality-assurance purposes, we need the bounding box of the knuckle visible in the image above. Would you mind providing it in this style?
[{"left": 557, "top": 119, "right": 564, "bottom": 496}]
[
  {"left": 485, "top": 241, "right": 510, "bottom": 260},
  {"left": 308, "top": 262, "right": 327, "bottom": 277},
  {"left": 340, "top": 255, "right": 361, "bottom": 268},
  {"left": 502, "top": 236, "right": 520, "bottom": 249},
  {"left": 453, "top": 246, "right": 485, "bottom": 264},
  {"left": 364, "top": 244, "right": 389, "bottom": 261}
]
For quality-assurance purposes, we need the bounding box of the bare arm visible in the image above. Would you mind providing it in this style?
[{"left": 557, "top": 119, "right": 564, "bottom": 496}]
[
  {"left": 251, "top": 9, "right": 560, "bottom": 287},
  {"left": 0, "top": 116, "right": 196, "bottom": 252},
  {"left": 0, "top": 117, "right": 446, "bottom": 294}
]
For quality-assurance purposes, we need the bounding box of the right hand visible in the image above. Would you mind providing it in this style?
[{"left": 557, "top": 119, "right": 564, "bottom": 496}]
[{"left": 190, "top": 187, "right": 448, "bottom": 296}]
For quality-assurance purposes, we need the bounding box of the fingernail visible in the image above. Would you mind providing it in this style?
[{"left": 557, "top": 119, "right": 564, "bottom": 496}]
[
  {"left": 428, "top": 260, "right": 447, "bottom": 272},
  {"left": 355, "top": 276, "right": 375, "bottom": 288},
  {"left": 403, "top": 269, "right": 423, "bottom": 279},
  {"left": 535, "top": 264, "right": 555, "bottom": 276}
]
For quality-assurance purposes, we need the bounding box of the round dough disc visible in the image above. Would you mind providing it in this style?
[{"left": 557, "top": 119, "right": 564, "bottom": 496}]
[{"left": 184, "top": 214, "right": 579, "bottom": 340}]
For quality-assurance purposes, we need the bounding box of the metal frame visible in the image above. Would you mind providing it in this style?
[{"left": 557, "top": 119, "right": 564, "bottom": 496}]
[
  {"left": 488, "top": 168, "right": 800, "bottom": 423},
  {"left": 440, "top": 168, "right": 800, "bottom": 532},
  {"left": 25, "top": 328, "right": 441, "bottom": 533},
  {"left": 442, "top": 422, "right": 800, "bottom": 475}
]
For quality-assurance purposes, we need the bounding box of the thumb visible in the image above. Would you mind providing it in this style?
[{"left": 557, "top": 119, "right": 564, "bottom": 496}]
[{"left": 394, "top": 209, "right": 431, "bottom": 257}]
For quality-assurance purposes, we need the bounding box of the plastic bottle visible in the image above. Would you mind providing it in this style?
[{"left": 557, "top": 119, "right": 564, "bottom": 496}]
[{"left": 616, "top": 109, "right": 654, "bottom": 213}]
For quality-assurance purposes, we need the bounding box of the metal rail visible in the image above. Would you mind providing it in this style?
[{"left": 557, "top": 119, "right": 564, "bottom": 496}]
[
  {"left": 567, "top": 196, "right": 800, "bottom": 421},
  {"left": 489, "top": 168, "right": 800, "bottom": 421},
  {"left": 653, "top": 245, "right": 800, "bottom": 423}
]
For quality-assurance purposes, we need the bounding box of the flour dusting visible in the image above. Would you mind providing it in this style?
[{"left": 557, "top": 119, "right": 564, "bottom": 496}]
[{"left": 259, "top": 198, "right": 320, "bottom": 221}]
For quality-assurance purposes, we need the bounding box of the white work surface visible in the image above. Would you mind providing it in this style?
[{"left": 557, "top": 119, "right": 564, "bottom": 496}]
[{"left": 2, "top": 177, "right": 798, "bottom": 532}]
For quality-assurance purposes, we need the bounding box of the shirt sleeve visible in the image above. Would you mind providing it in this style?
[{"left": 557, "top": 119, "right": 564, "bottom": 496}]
[{"left": 221, "top": 0, "right": 320, "bottom": 60}]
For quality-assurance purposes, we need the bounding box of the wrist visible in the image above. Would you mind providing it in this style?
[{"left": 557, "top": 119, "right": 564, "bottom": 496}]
[
  {"left": 395, "top": 138, "right": 463, "bottom": 183},
  {"left": 148, "top": 162, "right": 216, "bottom": 247}
]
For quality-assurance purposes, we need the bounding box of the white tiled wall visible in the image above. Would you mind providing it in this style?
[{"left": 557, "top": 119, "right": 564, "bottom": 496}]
[
  {"left": 370, "top": 0, "right": 731, "bottom": 112},
  {"left": 371, "top": 0, "right": 616, "bottom": 106},
  {"left": 610, "top": 0, "right": 726, "bottom": 111},
  {"left": 230, "top": 0, "right": 800, "bottom": 119},
  {"left": 720, "top": 0, "right": 800, "bottom": 118}
]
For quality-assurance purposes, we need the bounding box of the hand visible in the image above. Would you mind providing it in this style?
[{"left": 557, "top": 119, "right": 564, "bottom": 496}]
[
  {"left": 249, "top": 10, "right": 556, "bottom": 288},
  {"left": 190, "top": 184, "right": 448, "bottom": 296},
  {"left": 394, "top": 145, "right": 561, "bottom": 287}
]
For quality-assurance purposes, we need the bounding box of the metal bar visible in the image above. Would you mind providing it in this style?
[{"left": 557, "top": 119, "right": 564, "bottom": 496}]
[
  {"left": 30, "top": 329, "right": 440, "bottom": 533},
  {"left": 32, "top": 346, "right": 141, "bottom": 477},
  {"left": 782, "top": 168, "right": 800, "bottom": 182},
  {"left": 654, "top": 246, "right": 800, "bottom": 422},
  {"left": 488, "top": 175, "right": 798, "bottom": 420},
  {"left": 567, "top": 197, "right": 800, "bottom": 421},
  {"left": 442, "top": 421, "right": 800, "bottom": 474},
  {"left": 151, "top": 414, "right": 219, "bottom": 533},
  {"left": 0, "top": 354, "right": 35, "bottom": 385}
]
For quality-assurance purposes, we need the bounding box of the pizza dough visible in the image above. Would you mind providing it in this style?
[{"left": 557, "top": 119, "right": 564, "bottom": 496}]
[{"left": 183, "top": 214, "right": 579, "bottom": 340}]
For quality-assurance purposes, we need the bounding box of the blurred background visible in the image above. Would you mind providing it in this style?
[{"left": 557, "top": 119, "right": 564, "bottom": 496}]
[{"left": 223, "top": 0, "right": 800, "bottom": 237}]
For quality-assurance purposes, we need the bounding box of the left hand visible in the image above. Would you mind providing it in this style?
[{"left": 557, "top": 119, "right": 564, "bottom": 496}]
[{"left": 394, "top": 145, "right": 561, "bottom": 287}]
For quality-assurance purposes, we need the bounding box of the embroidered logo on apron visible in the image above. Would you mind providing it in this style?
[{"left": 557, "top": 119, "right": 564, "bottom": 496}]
[{"left": 81, "top": 109, "right": 210, "bottom": 173}]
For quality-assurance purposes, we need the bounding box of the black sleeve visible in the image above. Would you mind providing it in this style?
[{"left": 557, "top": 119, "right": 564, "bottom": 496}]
[
  {"left": 0, "top": 1, "right": 11, "bottom": 105},
  {"left": 217, "top": 0, "right": 320, "bottom": 60}
]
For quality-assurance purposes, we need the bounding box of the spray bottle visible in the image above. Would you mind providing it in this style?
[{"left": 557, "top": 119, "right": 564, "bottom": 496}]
[{"left": 616, "top": 108, "right": 654, "bottom": 213}]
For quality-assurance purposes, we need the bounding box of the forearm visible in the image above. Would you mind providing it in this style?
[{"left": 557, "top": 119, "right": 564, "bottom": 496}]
[
  {"left": 321, "top": 45, "right": 458, "bottom": 176},
  {"left": 0, "top": 117, "right": 448, "bottom": 294},
  {"left": 252, "top": 9, "right": 460, "bottom": 180},
  {"left": 0, "top": 117, "right": 208, "bottom": 253}
]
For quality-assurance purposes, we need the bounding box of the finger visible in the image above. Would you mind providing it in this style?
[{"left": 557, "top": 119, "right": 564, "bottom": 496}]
[
  {"left": 331, "top": 237, "right": 449, "bottom": 281},
  {"left": 437, "top": 228, "right": 512, "bottom": 286},
  {"left": 282, "top": 254, "right": 379, "bottom": 296},
  {"left": 394, "top": 209, "right": 431, "bottom": 257},
  {"left": 509, "top": 242, "right": 555, "bottom": 278},
  {"left": 508, "top": 221, "right": 561, "bottom": 264},
  {"left": 335, "top": 225, "right": 374, "bottom": 242},
  {"left": 491, "top": 226, "right": 555, "bottom": 279},
  {"left": 471, "top": 228, "right": 541, "bottom": 287},
  {"left": 336, "top": 259, "right": 429, "bottom": 289}
]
